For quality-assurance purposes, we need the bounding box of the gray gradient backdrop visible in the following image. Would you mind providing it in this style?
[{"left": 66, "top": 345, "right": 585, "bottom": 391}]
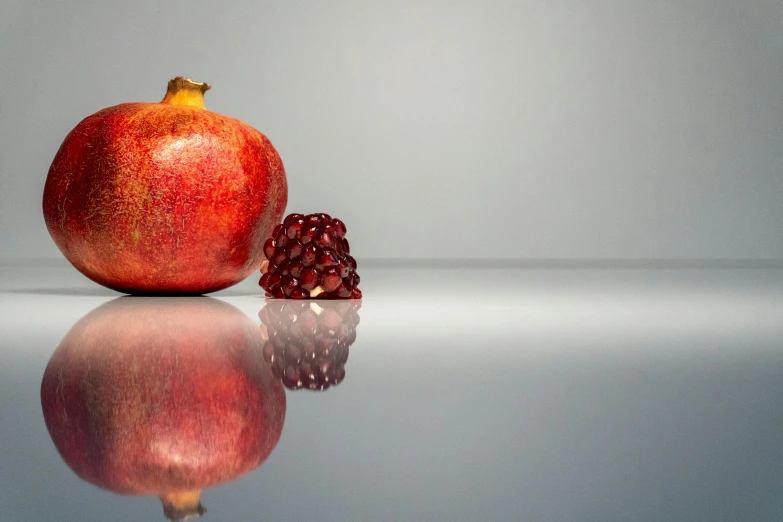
[{"left": 1, "top": 0, "right": 782, "bottom": 261}]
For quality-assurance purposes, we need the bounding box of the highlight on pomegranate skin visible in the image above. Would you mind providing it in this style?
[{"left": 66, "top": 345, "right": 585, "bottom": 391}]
[
  {"left": 259, "top": 299, "right": 361, "bottom": 391},
  {"left": 259, "top": 213, "right": 362, "bottom": 299}
]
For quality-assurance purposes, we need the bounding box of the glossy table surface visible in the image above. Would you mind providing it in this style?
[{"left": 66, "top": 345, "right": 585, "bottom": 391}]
[{"left": 1, "top": 261, "right": 783, "bottom": 522}]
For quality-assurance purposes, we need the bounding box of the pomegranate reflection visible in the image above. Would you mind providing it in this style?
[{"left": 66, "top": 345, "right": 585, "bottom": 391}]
[
  {"left": 40, "top": 297, "right": 286, "bottom": 521},
  {"left": 259, "top": 300, "right": 361, "bottom": 391}
]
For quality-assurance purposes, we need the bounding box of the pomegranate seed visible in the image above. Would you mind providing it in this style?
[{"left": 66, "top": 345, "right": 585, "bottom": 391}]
[
  {"left": 315, "top": 248, "right": 337, "bottom": 270},
  {"left": 274, "top": 230, "right": 288, "bottom": 248},
  {"left": 333, "top": 219, "right": 347, "bottom": 238},
  {"left": 299, "top": 267, "right": 320, "bottom": 291},
  {"left": 286, "top": 220, "right": 304, "bottom": 239},
  {"left": 272, "top": 249, "right": 287, "bottom": 266},
  {"left": 322, "top": 268, "right": 341, "bottom": 292},
  {"left": 316, "top": 232, "right": 334, "bottom": 249},
  {"left": 289, "top": 261, "right": 304, "bottom": 278},
  {"left": 287, "top": 239, "right": 303, "bottom": 260},
  {"left": 301, "top": 244, "right": 317, "bottom": 267},
  {"left": 259, "top": 213, "right": 362, "bottom": 299},
  {"left": 337, "top": 261, "right": 350, "bottom": 278},
  {"left": 284, "top": 213, "right": 304, "bottom": 227},
  {"left": 267, "top": 273, "right": 282, "bottom": 288},
  {"left": 263, "top": 238, "right": 276, "bottom": 259},
  {"left": 282, "top": 277, "right": 299, "bottom": 296},
  {"left": 301, "top": 225, "right": 319, "bottom": 244}
]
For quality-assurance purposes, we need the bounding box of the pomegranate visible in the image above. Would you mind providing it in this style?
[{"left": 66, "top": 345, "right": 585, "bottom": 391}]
[
  {"left": 43, "top": 77, "right": 288, "bottom": 294},
  {"left": 40, "top": 297, "right": 286, "bottom": 520},
  {"left": 259, "top": 299, "right": 361, "bottom": 390},
  {"left": 259, "top": 212, "right": 361, "bottom": 299}
]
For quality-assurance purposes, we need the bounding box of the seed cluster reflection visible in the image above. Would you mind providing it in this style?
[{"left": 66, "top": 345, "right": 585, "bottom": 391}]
[
  {"left": 259, "top": 299, "right": 361, "bottom": 391},
  {"left": 39, "top": 296, "right": 361, "bottom": 521}
]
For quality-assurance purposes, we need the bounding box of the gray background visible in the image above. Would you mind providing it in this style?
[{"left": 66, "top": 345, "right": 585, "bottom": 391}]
[{"left": 2, "top": 0, "right": 782, "bottom": 262}]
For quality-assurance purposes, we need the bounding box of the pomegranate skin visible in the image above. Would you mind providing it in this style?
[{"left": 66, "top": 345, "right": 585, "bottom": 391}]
[
  {"left": 42, "top": 78, "right": 288, "bottom": 294},
  {"left": 40, "top": 297, "right": 286, "bottom": 508}
]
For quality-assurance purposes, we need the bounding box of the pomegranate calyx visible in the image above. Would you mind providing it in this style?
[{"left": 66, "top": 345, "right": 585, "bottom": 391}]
[
  {"left": 160, "top": 490, "right": 206, "bottom": 521},
  {"left": 161, "top": 76, "right": 211, "bottom": 109}
]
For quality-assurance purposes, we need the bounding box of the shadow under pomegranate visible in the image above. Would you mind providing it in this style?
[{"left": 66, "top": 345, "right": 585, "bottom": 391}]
[{"left": 40, "top": 297, "right": 286, "bottom": 521}]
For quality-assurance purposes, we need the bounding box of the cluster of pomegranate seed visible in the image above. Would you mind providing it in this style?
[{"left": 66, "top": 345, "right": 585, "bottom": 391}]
[
  {"left": 259, "top": 213, "right": 361, "bottom": 299},
  {"left": 259, "top": 300, "right": 360, "bottom": 391}
]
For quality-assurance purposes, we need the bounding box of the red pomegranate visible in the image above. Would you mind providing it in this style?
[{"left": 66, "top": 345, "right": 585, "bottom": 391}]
[
  {"left": 40, "top": 297, "right": 286, "bottom": 520},
  {"left": 42, "top": 77, "right": 288, "bottom": 294}
]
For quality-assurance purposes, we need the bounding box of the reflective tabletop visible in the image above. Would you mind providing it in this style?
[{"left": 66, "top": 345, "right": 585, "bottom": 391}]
[{"left": 1, "top": 261, "right": 782, "bottom": 521}]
